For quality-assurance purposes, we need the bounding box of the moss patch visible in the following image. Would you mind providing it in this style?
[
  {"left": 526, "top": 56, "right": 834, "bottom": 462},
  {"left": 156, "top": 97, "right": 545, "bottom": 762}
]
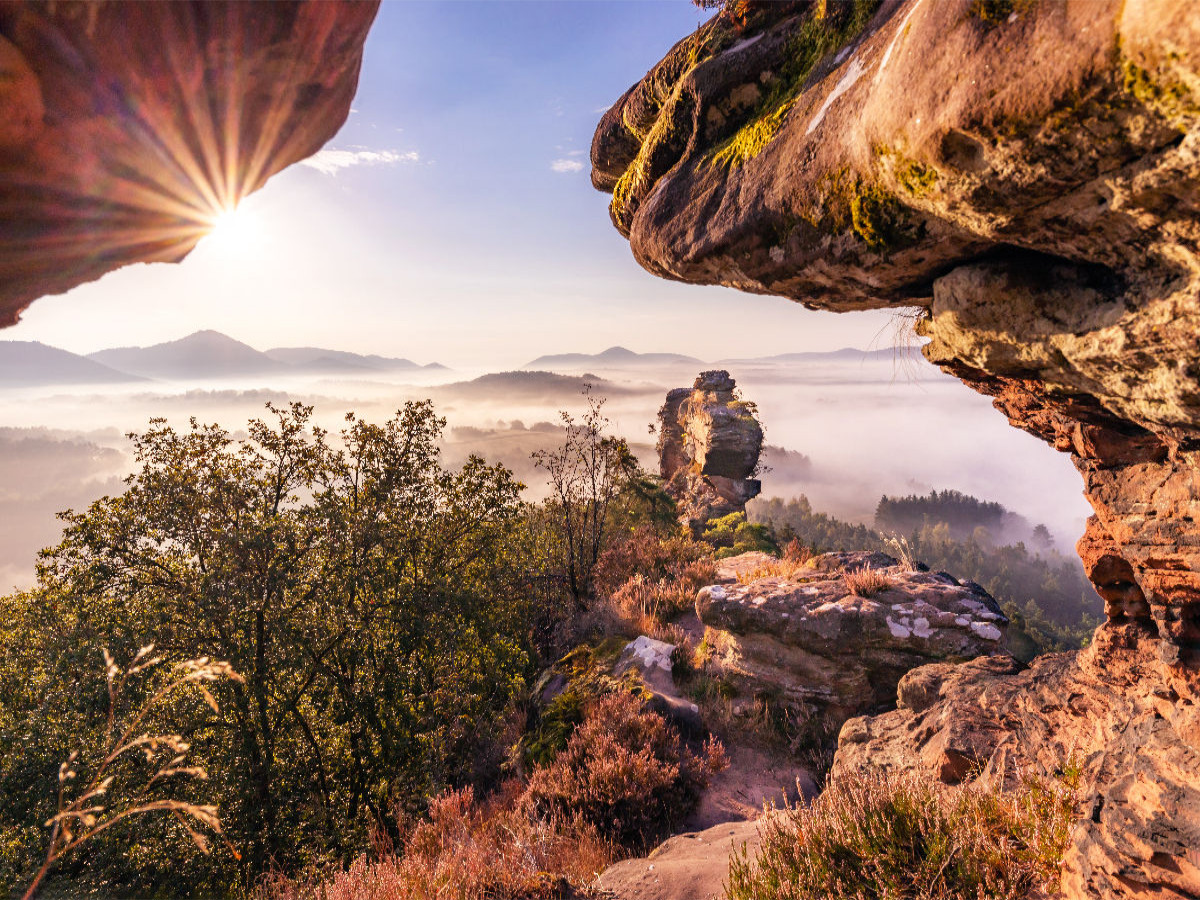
[
  {"left": 709, "top": 0, "right": 882, "bottom": 169},
  {"left": 850, "top": 184, "right": 904, "bottom": 249},
  {"left": 895, "top": 158, "right": 939, "bottom": 197},
  {"left": 969, "top": 0, "right": 1034, "bottom": 27},
  {"left": 1122, "top": 58, "right": 1199, "bottom": 119}
]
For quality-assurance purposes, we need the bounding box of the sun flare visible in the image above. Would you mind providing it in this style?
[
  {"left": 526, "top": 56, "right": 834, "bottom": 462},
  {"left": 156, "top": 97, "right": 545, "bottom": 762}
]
[{"left": 200, "top": 203, "right": 263, "bottom": 254}]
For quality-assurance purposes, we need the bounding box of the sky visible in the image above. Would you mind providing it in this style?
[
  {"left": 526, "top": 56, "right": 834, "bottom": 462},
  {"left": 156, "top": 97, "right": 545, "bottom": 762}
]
[{"left": 4, "top": 1, "right": 901, "bottom": 368}]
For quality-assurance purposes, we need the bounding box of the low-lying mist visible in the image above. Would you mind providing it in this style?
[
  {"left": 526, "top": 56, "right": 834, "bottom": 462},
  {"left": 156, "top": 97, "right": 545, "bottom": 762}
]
[{"left": 0, "top": 346, "right": 1091, "bottom": 591}]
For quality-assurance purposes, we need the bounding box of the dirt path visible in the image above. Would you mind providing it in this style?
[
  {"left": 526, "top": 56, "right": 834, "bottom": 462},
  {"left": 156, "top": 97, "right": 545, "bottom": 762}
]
[{"left": 596, "top": 741, "right": 813, "bottom": 899}]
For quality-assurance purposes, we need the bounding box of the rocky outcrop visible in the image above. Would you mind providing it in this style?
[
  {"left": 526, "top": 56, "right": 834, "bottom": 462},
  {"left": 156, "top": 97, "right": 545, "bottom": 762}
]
[
  {"left": 593, "top": 3, "right": 1200, "bottom": 894},
  {"left": 0, "top": 1, "right": 378, "bottom": 324},
  {"left": 834, "top": 624, "right": 1200, "bottom": 898},
  {"left": 659, "top": 370, "right": 763, "bottom": 534},
  {"left": 592, "top": 0, "right": 1200, "bottom": 663},
  {"left": 695, "top": 550, "right": 1008, "bottom": 730}
]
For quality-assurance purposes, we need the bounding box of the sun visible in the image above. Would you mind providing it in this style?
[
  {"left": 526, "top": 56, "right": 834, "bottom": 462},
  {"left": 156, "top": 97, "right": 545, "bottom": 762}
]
[{"left": 200, "top": 202, "right": 263, "bottom": 255}]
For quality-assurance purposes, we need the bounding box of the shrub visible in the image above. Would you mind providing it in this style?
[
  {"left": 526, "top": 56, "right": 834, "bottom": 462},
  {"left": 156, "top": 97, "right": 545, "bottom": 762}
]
[
  {"left": 611, "top": 558, "right": 718, "bottom": 627},
  {"left": 270, "top": 781, "right": 615, "bottom": 900},
  {"left": 594, "top": 526, "right": 710, "bottom": 598},
  {"left": 842, "top": 567, "right": 892, "bottom": 597},
  {"left": 727, "top": 769, "right": 1080, "bottom": 900},
  {"left": 703, "top": 512, "right": 778, "bottom": 558},
  {"left": 524, "top": 692, "right": 726, "bottom": 852}
]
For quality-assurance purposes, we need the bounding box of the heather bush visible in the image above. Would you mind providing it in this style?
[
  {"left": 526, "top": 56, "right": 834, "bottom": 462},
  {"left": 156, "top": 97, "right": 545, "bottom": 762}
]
[
  {"left": 727, "top": 769, "right": 1081, "bottom": 900},
  {"left": 594, "top": 525, "right": 710, "bottom": 598},
  {"left": 524, "top": 692, "right": 726, "bottom": 851},
  {"left": 610, "top": 557, "right": 717, "bottom": 627},
  {"left": 309, "top": 784, "right": 614, "bottom": 900}
]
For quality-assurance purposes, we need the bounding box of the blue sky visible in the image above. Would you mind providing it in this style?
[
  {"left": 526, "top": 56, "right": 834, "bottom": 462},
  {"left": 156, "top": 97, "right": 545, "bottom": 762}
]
[{"left": 7, "top": 1, "right": 900, "bottom": 368}]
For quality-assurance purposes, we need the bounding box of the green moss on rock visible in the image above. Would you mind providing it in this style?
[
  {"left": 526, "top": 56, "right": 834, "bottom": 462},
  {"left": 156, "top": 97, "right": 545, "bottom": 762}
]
[
  {"left": 709, "top": 0, "right": 882, "bottom": 170},
  {"left": 850, "top": 184, "right": 904, "bottom": 250}
]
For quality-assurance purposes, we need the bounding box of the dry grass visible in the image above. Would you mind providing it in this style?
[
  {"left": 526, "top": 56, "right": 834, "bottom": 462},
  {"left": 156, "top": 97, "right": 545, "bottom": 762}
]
[
  {"left": 728, "top": 768, "right": 1082, "bottom": 900},
  {"left": 611, "top": 558, "right": 717, "bottom": 627},
  {"left": 22, "top": 647, "right": 239, "bottom": 900},
  {"left": 842, "top": 567, "right": 893, "bottom": 597},
  {"left": 312, "top": 784, "right": 614, "bottom": 900},
  {"left": 734, "top": 541, "right": 817, "bottom": 585}
]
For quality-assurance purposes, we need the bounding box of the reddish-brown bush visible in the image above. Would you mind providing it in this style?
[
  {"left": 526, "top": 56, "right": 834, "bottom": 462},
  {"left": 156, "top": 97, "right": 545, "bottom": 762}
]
[
  {"left": 594, "top": 526, "right": 711, "bottom": 598},
  {"left": 523, "top": 692, "right": 726, "bottom": 852},
  {"left": 285, "top": 781, "right": 614, "bottom": 900}
]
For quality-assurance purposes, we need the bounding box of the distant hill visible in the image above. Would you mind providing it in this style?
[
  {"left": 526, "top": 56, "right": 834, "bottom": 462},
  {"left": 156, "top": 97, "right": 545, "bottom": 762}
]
[
  {"left": 0, "top": 341, "right": 146, "bottom": 387},
  {"left": 524, "top": 346, "right": 703, "bottom": 368},
  {"left": 435, "top": 370, "right": 633, "bottom": 402},
  {"left": 265, "top": 347, "right": 447, "bottom": 373},
  {"left": 88, "top": 330, "right": 286, "bottom": 380},
  {"left": 83, "top": 331, "right": 447, "bottom": 380}
]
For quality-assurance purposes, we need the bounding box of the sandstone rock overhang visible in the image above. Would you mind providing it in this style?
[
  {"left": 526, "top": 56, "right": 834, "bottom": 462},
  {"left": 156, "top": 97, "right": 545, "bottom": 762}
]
[
  {"left": 0, "top": 0, "right": 379, "bottom": 325},
  {"left": 592, "top": 0, "right": 1200, "bottom": 668}
]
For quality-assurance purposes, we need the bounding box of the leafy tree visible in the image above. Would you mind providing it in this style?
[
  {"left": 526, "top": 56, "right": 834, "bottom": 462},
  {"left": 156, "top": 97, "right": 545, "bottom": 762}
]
[
  {"left": 0, "top": 402, "right": 538, "bottom": 893},
  {"left": 533, "top": 388, "right": 641, "bottom": 608}
]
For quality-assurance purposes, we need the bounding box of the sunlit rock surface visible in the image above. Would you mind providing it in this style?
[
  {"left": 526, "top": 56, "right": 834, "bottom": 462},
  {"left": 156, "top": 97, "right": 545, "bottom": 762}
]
[
  {"left": 594, "top": 2, "right": 1200, "bottom": 895},
  {"left": 834, "top": 625, "right": 1200, "bottom": 899},
  {"left": 658, "top": 370, "right": 763, "bottom": 534},
  {"left": 0, "top": 0, "right": 378, "bottom": 324},
  {"left": 696, "top": 550, "right": 1007, "bottom": 729}
]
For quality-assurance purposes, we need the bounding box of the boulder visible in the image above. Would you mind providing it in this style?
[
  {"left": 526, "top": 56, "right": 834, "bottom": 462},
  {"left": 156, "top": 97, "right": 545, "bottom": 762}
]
[
  {"left": 658, "top": 370, "right": 763, "bottom": 533},
  {"left": 616, "top": 635, "right": 704, "bottom": 736},
  {"left": 0, "top": 1, "right": 378, "bottom": 324},
  {"left": 695, "top": 550, "right": 1008, "bottom": 728},
  {"left": 833, "top": 624, "right": 1200, "bottom": 899}
]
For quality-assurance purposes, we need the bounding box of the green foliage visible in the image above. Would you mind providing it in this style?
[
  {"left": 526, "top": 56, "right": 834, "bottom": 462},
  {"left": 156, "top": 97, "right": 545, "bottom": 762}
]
[
  {"left": 710, "top": 1, "right": 882, "bottom": 169},
  {"left": 0, "top": 402, "right": 541, "bottom": 893},
  {"left": 703, "top": 512, "right": 778, "bottom": 558},
  {"left": 533, "top": 387, "right": 644, "bottom": 608},
  {"left": 728, "top": 769, "right": 1080, "bottom": 900},
  {"left": 875, "top": 489, "right": 1006, "bottom": 541},
  {"left": 753, "top": 496, "right": 883, "bottom": 554}
]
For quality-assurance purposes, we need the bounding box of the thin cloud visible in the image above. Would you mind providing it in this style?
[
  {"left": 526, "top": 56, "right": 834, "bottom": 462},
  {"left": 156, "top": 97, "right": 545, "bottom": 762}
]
[
  {"left": 551, "top": 158, "right": 584, "bottom": 174},
  {"left": 301, "top": 148, "right": 419, "bottom": 176}
]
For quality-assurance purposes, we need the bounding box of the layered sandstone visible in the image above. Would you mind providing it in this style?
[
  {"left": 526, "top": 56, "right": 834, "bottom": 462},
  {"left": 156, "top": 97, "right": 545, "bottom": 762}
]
[
  {"left": 834, "top": 625, "right": 1200, "bottom": 898},
  {"left": 594, "top": 2, "right": 1200, "bottom": 895},
  {"left": 659, "top": 370, "right": 764, "bottom": 534},
  {"left": 0, "top": 1, "right": 378, "bottom": 324},
  {"left": 696, "top": 550, "right": 1008, "bottom": 729}
]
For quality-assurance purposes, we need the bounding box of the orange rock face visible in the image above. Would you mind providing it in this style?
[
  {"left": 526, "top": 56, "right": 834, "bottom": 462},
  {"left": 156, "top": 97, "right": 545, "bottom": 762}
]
[
  {"left": 594, "top": 1, "right": 1200, "bottom": 895},
  {"left": 0, "top": 0, "right": 378, "bottom": 324}
]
